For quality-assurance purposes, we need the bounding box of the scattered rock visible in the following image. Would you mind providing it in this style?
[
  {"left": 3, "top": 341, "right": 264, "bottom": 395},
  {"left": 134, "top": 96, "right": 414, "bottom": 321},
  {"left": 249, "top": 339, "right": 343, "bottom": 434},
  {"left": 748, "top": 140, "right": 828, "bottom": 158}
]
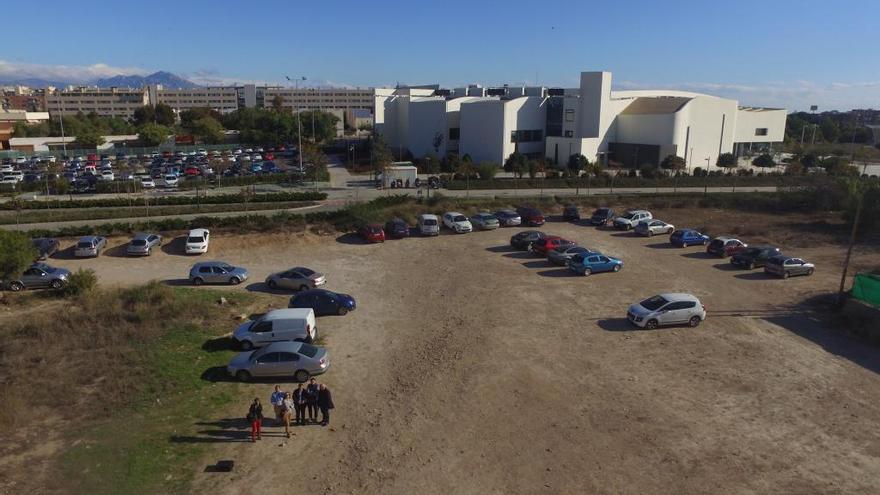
[{"left": 217, "top": 297, "right": 228, "bottom": 305}]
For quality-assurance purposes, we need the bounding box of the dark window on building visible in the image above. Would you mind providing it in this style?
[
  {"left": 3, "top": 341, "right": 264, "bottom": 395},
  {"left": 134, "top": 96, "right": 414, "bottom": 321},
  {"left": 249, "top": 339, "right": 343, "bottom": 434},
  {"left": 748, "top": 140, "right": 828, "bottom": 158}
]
[
  {"left": 511, "top": 130, "right": 543, "bottom": 143},
  {"left": 448, "top": 128, "right": 460, "bottom": 140},
  {"left": 565, "top": 109, "right": 575, "bottom": 122},
  {"left": 564, "top": 130, "right": 573, "bottom": 137},
  {"left": 755, "top": 128, "right": 768, "bottom": 136},
  {"left": 545, "top": 97, "right": 563, "bottom": 137}
]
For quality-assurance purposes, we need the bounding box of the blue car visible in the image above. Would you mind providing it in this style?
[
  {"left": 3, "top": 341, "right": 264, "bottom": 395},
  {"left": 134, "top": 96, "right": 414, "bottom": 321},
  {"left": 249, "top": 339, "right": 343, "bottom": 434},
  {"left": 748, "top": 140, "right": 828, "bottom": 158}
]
[
  {"left": 568, "top": 253, "right": 624, "bottom": 276},
  {"left": 670, "top": 229, "right": 710, "bottom": 248},
  {"left": 262, "top": 161, "right": 278, "bottom": 173},
  {"left": 288, "top": 289, "right": 356, "bottom": 316},
  {"left": 250, "top": 162, "right": 263, "bottom": 173}
]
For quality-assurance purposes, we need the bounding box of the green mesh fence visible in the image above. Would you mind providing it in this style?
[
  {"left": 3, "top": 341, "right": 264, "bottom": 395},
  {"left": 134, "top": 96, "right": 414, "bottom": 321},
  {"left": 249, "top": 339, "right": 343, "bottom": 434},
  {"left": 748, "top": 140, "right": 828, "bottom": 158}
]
[{"left": 852, "top": 273, "right": 880, "bottom": 307}]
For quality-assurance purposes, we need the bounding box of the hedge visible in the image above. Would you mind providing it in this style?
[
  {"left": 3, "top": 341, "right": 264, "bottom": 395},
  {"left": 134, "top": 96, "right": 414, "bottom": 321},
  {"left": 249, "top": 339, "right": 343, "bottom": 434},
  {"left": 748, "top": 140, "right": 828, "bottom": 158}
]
[
  {"left": 2, "top": 191, "right": 327, "bottom": 211},
  {"left": 445, "top": 175, "right": 828, "bottom": 190}
]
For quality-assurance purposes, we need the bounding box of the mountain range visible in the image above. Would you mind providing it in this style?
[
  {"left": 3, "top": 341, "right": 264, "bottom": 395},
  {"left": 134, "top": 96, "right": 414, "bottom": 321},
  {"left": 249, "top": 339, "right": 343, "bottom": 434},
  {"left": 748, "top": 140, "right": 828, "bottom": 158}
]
[{"left": 0, "top": 71, "right": 198, "bottom": 89}]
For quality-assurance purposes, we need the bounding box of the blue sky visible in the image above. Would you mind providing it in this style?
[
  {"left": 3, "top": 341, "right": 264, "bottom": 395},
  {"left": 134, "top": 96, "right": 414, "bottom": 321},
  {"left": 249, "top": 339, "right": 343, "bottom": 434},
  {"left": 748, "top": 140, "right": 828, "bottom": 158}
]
[{"left": 2, "top": 0, "right": 878, "bottom": 110}]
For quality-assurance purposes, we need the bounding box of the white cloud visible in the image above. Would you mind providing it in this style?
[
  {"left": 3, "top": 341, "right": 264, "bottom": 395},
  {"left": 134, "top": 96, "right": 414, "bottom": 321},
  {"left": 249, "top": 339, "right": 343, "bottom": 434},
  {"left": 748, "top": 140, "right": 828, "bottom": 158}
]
[{"left": 0, "top": 59, "right": 147, "bottom": 83}]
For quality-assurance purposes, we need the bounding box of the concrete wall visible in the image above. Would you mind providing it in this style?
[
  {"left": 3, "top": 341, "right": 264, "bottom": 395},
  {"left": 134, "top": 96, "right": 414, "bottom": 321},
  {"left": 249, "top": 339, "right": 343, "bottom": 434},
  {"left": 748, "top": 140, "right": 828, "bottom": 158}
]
[
  {"left": 503, "top": 97, "right": 547, "bottom": 160},
  {"left": 459, "top": 100, "right": 505, "bottom": 163},
  {"left": 408, "top": 98, "right": 449, "bottom": 158},
  {"left": 675, "top": 96, "right": 739, "bottom": 171},
  {"left": 615, "top": 113, "right": 677, "bottom": 146},
  {"left": 734, "top": 108, "right": 787, "bottom": 143}
]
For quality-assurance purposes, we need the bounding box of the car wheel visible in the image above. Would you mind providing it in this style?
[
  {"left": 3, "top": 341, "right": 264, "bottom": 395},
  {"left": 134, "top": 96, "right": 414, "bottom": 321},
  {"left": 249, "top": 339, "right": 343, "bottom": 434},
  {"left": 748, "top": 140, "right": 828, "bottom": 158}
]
[
  {"left": 682, "top": 242, "right": 688, "bottom": 248},
  {"left": 8, "top": 281, "right": 23, "bottom": 292},
  {"left": 146, "top": 248, "right": 151, "bottom": 256},
  {"left": 748, "top": 262, "right": 755, "bottom": 270},
  {"left": 268, "top": 280, "right": 278, "bottom": 289},
  {"left": 338, "top": 306, "right": 348, "bottom": 316},
  {"left": 648, "top": 230, "right": 654, "bottom": 236},
  {"left": 240, "top": 340, "right": 254, "bottom": 351},
  {"left": 192, "top": 277, "right": 203, "bottom": 286},
  {"left": 783, "top": 271, "right": 790, "bottom": 279},
  {"left": 229, "top": 277, "right": 241, "bottom": 285},
  {"left": 235, "top": 370, "right": 251, "bottom": 382},
  {"left": 299, "top": 285, "right": 309, "bottom": 292},
  {"left": 294, "top": 370, "right": 310, "bottom": 383},
  {"left": 49, "top": 279, "right": 63, "bottom": 290},
  {"left": 583, "top": 268, "right": 592, "bottom": 276},
  {"left": 806, "top": 268, "right": 814, "bottom": 276},
  {"left": 612, "top": 264, "right": 621, "bottom": 272},
  {"left": 645, "top": 319, "right": 659, "bottom": 330},
  {"left": 688, "top": 316, "right": 702, "bottom": 327}
]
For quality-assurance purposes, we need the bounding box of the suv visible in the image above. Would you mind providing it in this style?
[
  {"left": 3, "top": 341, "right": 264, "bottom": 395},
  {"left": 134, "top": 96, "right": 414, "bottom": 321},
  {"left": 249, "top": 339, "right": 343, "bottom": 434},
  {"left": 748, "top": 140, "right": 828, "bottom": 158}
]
[
  {"left": 510, "top": 230, "right": 546, "bottom": 250},
  {"left": 613, "top": 210, "right": 652, "bottom": 230},
  {"left": 731, "top": 246, "right": 782, "bottom": 269},
  {"left": 516, "top": 206, "right": 545, "bottom": 226},
  {"left": 706, "top": 237, "right": 747, "bottom": 258},
  {"left": 189, "top": 261, "right": 249, "bottom": 285},
  {"left": 531, "top": 236, "right": 575, "bottom": 256},
  {"left": 589, "top": 207, "right": 615, "bottom": 226},
  {"left": 627, "top": 293, "right": 706, "bottom": 329},
  {"left": 764, "top": 256, "right": 815, "bottom": 278},
  {"left": 74, "top": 236, "right": 107, "bottom": 257},
  {"left": 2, "top": 263, "right": 70, "bottom": 291}
]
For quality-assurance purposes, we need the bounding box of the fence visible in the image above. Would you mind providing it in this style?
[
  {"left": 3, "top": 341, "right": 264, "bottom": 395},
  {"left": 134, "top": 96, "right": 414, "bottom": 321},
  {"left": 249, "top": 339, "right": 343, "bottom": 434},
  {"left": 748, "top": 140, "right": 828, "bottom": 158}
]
[
  {"left": 851, "top": 273, "right": 880, "bottom": 307},
  {"left": 0, "top": 143, "right": 239, "bottom": 159}
]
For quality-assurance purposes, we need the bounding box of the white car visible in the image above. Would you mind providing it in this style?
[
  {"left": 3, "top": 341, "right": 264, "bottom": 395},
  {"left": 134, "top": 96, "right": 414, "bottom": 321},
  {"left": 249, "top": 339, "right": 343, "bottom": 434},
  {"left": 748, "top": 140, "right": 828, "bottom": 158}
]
[
  {"left": 99, "top": 169, "right": 115, "bottom": 181},
  {"left": 0, "top": 176, "right": 19, "bottom": 186},
  {"left": 164, "top": 175, "right": 179, "bottom": 187},
  {"left": 7, "top": 170, "right": 24, "bottom": 182},
  {"left": 240, "top": 154, "right": 251, "bottom": 161},
  {"left": 46, "top": 155, "right": 57, "bottom": 163},
  {"left": 252, "top": 154, "right": 262, "bottom": 161},
  {"left": 627, "top": 293, "right": 706, "bottom": 329},
  {"left": 185, "top": 228, "right": 210, "bottom": 254},
  {"left": 0, "top": 164, "right": 13, "bottom": 173},
  {"left": 139, "top": 177, "right": 156, "bottom": 188},
  {"left": 613, "top": 210, "right": 653, "bottom": 230},
  {"left": 197, "top": 149, "right": 208, "bottom": 156},
  {"left": 244, "top": 148, "right": 253, "bottom": 153},
  {"left": 442, "top": 212, "right": 473, "bottom": 233},
  {"left": 13, "top": 156, "right": 26, "bottom": 165}
]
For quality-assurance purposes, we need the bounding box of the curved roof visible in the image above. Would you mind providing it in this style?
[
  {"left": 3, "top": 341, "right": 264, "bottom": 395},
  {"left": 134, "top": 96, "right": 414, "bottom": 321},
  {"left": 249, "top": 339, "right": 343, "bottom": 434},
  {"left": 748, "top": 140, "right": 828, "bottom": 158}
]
[
  {"left": 619, "top": 97, "right": 691, "bottom": 115},
  {"left": 611, "top": 89, "right": 711, "bottom": 99}
]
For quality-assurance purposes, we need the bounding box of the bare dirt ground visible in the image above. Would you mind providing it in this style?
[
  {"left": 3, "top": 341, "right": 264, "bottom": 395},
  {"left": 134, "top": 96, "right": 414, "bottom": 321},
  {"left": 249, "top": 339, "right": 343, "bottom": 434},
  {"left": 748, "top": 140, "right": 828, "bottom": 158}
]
[{"left": 10, "top": 207, "right": 880, "bottom": 494}]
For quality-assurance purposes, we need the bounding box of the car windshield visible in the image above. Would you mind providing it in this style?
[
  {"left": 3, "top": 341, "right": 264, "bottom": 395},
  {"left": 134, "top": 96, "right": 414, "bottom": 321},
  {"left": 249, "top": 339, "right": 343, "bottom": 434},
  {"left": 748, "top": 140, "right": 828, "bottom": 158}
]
[
  {"left": 187, "top": 236, "right": 204, "bottom": 243},
  {"left": 640, "top": 295, "right": 669, "bottom": 311},
  {"left": 297, "top": 268, "right": 315, "bottom": 276},
  {"left": 34, "top": 263, "right": 54, "bottom": 273},
  {"left": 742, "top": 248, "right": 760, "bottom": 256},
  {"left": 76, "top": 242, "right": 92, "bottom": 248},
  {"left": 453, "top": 215, "right": 467, "bottom": 222},
  {"left": 368, "top": 226, "right": 381, "bottom": 233},
  {"left": 131, "top": 239, "right": 147, "bottom": 246},
  {"left": 622, "top": 212, "right": 636, "bottom": 219},
  {"left": 709, "top": 239, "right": 724, "bottom": 247},
  {"left": 423, "top": 219, "right": 437, "bottom": 226},
  {"left": 217, "top": 264, "right": 233, "bottom": 271},
  {"left": 298, "top": 343, "right": 319, "bottom": 358}
]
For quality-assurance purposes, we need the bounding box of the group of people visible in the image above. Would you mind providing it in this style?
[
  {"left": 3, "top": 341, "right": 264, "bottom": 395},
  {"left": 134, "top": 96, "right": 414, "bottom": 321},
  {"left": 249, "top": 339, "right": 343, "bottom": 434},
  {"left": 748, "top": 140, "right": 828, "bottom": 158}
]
[{"left": 246, "top": 378, "right": 334, "bottom": 441}]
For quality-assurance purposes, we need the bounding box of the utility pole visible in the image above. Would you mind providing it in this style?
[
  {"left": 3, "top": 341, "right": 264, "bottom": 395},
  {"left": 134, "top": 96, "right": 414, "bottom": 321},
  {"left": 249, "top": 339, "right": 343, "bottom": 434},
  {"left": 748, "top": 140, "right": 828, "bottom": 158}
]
[{"left": 838, "top": 163, "right": 869, "bottom": 302}]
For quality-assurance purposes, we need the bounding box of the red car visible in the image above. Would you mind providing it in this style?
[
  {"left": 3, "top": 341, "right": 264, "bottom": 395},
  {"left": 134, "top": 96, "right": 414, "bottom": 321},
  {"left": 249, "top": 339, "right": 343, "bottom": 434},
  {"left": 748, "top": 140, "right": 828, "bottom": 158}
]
[
  {"left": 86, "top": 153, "right": 97, "bottom": 162},
  {"left": 516, "top": 207, "right": 545, "bottom": 226},
  {"left": 359, "top": 224, "right": 385, "bottom": 243},
  {"left": 263, "top": 152, "right": 275, "bottom": 161},
  {"left": 706, "top": 237, "right": 748, "bottom": 257},
  {"left": 531, "top": 236, "right": 575, "bottom": 256},
  {"left": 185, "top": 166, "right": 201, "bottom": 176}
]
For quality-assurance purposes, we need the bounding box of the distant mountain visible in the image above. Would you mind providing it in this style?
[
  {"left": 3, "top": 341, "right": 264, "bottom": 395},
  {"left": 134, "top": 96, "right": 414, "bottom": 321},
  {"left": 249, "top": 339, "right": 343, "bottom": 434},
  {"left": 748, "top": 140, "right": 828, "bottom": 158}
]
[
  {"left": 0, "top": 77, "right": 76, "bottom": 88},
  {"left": 95, "top": 71, "right": 198, "bottom": 89}
]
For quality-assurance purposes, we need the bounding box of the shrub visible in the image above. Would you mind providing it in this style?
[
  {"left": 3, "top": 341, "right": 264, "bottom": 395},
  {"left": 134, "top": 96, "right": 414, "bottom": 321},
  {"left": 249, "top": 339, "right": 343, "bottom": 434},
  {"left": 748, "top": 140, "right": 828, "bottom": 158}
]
[
  {"left": 0, "top": 231, "right": 37, "bottom": 280},
  {"left": 64, "top": 268, "right": 98, "bottom": 296}
]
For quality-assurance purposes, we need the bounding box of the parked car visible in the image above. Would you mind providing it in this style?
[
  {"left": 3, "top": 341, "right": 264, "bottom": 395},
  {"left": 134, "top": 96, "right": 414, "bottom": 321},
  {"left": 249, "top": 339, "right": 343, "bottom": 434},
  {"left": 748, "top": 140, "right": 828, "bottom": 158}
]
[
  {"left": 359, "top": 224, "right": 386, "bottom": 243},
  {"left": 384, "top": 218, "right": 411, "bottom": 238},
  {"left": 99, "top": 169, "right": 114, "bottom": 181},
  {"left": 731, "top": 246, "right": 782, "bottom": 269},
  {"left": 494, "top": 209, "right": 522, "bottom": 227},
  {"left": 74, "top": 236, "right": 107, "bottom": 257},
  {"left": 139, "top": 177, "right": 156, "bottom": 189},
  {"left": 510, "top": 230, "right": 546, "bottom": 250},
  {"left": 589, "top": 207, "right": 615, "bottom": 226},
  {"left": 32, "top": 237, "right": 59, "bottom": 260},
  {"left": 568, "top": 253, "right": 623, "bottom": 276},
  {"left": 164, "top": 175, "right": 179, "bottom": 187},
  {"left": 562, "top": 204, "right": 581, "bottom": 221},
  {"left": 706, "top": 237, "right": 748, "bottom": 258},
  {"left": 417, "top": 214, "right": 440, "bottom": 236},
  {"left": 185, "top": 228, "right": 210, "bottom": 254},
  {"left": 288, "top": 289, "right": 357, "bottom": 316},
  {"left": 516, "top": 206, "right": 545, "bottom": 226},
  {"left": 2, "top": 263, "right": 70, "bottom": 291},
  {"left": 227, "top": 341, "right": 329, "bottom": 382},
  {"left": 233, "top": 308, "right": 317, "bottom": 350},
  {"left": 670, "top": 229, "right": 710, "bottom": 248},
  {"left": 613, "top": 210, "right": 652, "bottom": 230},
  {"left": 470, "top": 212, "right": 500, "bottom": 230},
  {"left": 627, "top": 293, "right": 706, "bottom": 329},
  {"left": 126, "top": 232, "right": 162, "bottom": 256},
  {"left": 189, "top": 261, "right": 249, "bottom": 285},
  {"left": 548, "top": 246, "right": 599, "bottom": 266},
  {"left": 764, "top": 255, "right": 815, "bottom": 278},
  {"left": 635, "top": 220, "right": 675, "bottom": 237},
  {"left": 531, "top": 236, "right": 576, "bottom": 256},
  {"left": 265, "top": 267, "right": 326, "bottom": 291},
  {"left": 443, "top": 212, "right": 473, "bottom": 233}
]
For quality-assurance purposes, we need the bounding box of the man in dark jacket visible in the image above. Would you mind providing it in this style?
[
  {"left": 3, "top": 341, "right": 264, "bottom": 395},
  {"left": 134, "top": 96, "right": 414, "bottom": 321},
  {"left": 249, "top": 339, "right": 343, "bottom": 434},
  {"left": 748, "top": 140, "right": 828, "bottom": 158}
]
[
  {"left": 305, "top": 378, "right": 319, "bottom": 423},
  {"left": 317, "top": 383, "right": 334, "bottom": 426},
  {"left": 292, "top": 383, "right": 307, "bottom": 425}
]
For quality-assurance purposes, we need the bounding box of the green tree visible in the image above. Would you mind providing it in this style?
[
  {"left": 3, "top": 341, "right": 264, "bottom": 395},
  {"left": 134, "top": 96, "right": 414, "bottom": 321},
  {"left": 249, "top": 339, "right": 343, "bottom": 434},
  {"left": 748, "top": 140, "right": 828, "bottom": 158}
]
[
  {"left": 0, "top": 231, "right": 37, "bottom": 280},
  {"left": 820, "top": 119, "right": 840, "bottom": 143},
  {"left": 504, "top": 151, "right": 529, "bottom": 178},
  {"left": 660, "top": 154, "right": 686, "bottom": 171},
  {"left": 527, "top": 159, "right": 540, "bottom": 179},
  {"left": 716, "top": 152, "right": 737, "bottom": 170},
  {"left": 74, "top": 130, "right": 105, "bottom": 149},
  {"left": 190, "top": 116, "right": 226, "bottom": 144},
  {"left": 456, "top": 159, "right": 477, "bottom": 178},
  {"left": 567, "top": 153, "right": 589, "bottom": 177},
  {"left": 138, "top": 123, "right": 171, "bottom": 146},
  {"left": 132, "top": 105, "right": 156, "bottom": 127},
  {"left": 271, "top": 95, "right": 285, "bottom": 112},
  {"left": 298, "top": 110, "right": 339, "bottom": 143},
  {"left": 751, "top": 153, "right": 776, "bottom": 168},
  {"left": 154, "top": 103, "right": 176, "bottom": 126},
  {"left": 476, "top": 162, "right": 498, "bottom": 180},
  {"left": 371, "top": 135, "right": 394, "bottom": 177}
]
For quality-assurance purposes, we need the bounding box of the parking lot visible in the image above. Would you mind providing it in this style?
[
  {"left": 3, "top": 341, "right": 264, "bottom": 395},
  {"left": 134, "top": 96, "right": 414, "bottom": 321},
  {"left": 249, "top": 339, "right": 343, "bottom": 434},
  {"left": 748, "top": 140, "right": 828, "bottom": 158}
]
[{"left": 33, "top": 207, "right": 880, "bottom": 494}]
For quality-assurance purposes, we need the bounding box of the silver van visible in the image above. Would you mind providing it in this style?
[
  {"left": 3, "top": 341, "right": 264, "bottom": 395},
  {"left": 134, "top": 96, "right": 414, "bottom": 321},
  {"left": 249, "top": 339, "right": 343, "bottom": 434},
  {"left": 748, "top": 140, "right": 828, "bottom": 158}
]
[
  {"left": 233, "top": 308, "right": 317, "bottom": 350},
  {"left": 418, "top": 214, "right": 440, "bottom": 236}
]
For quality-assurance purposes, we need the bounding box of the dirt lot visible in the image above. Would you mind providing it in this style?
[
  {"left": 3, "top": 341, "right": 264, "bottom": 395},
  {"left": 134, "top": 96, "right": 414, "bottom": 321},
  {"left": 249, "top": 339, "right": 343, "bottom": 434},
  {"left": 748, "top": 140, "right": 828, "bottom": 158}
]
[{"left": 12, "top": 207, "right": 880, "bottom": 494}]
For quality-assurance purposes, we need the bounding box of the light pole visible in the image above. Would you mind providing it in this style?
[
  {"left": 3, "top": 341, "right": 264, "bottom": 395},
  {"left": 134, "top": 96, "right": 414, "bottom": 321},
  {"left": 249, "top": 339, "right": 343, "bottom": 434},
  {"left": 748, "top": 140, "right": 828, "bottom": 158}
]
[
  {"left": 285, "top": 76, "right": 307, "bottom": 177},
  {"left": 704, "top": 157, "right": 710, "bottom": 195}
]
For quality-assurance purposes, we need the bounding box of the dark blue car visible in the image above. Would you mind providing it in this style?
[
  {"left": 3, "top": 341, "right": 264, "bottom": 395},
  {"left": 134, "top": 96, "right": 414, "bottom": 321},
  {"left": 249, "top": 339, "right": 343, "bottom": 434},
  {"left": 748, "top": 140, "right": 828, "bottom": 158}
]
[
  {"left": 288, "top": 289, "right": 356, "bottom": 316},
  {"left": 670, "top": 229, "right": 710, "bottom": 248}
]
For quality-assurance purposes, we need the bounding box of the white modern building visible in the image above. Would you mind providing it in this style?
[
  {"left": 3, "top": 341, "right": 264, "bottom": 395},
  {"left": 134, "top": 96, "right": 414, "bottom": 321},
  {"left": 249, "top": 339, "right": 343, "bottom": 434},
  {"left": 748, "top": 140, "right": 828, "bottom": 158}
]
[{"left": 374, "top": 71, "right": 787, "bottom": 172}]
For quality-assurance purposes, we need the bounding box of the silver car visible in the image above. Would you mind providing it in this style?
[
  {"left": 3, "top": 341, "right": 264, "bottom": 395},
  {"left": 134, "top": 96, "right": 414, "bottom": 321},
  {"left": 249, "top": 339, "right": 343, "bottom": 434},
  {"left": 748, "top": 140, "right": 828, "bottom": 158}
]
[
  {"left": 227, "top": 341, "right": 329, "bottom": 382},
  {"left": 2, "top": 263, "right": 70, "bottom": 291},
  {"left": 189, "top": 261, "right": 249, "bottom": 285},
  {"left": 265, "top": 267, "right": 326, "bottom": 291},
  {"left": 74, "top": 236, "right": 107, "bottom": 257},
  {"left": 494, "top": 209, "right": 522, "bottom": 227},
  {"left": 470, "top": 212, "right": 500, "bottom": 230},
  {"left": 764, "top": 255, "right": 815, "bottom": 278},
  {"left": 547, "top": 246, "right": 599, "bottom": 266},
  {"left": 627, "top": 293, "right": 706, "bottom": 329},
  {"left": 634, "top": 219, "right": 674, "bottom": 236},
  {"left": 126, "top": 232, "right": 162, "bottom": 256}
]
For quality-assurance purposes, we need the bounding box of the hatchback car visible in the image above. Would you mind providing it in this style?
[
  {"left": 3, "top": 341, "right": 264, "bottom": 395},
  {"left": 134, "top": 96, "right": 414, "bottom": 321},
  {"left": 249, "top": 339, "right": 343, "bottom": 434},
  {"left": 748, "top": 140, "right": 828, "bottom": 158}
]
[
  {"left": 510, "top": 230, "right": 546, "bottom": 250},
  {"left": 531, "top": 236, "right": 576, "bottom": 256},
  {"left": 74, "top": 236, "right": 107, "bottom": 257},
  {"left": 384, "top": 218, "right": 411, "bottom": 239},
  {"left": 494, "top": 209, "right": 522, "bottom": 227},
  {"left": 470, "top": 212, "right": 500, "bottom": 230},
  {"left": 568, "top": 253, "right": 623, "bottom": 276},
  {"left": 2, "top": 263, "right": 70, "bottom": 291},
  {"left": 265, "top": 267, "right": 326, "bottom": 291},
  {"left": 548, "top": 246, "right": 599, "bottom": 266},
  {"left": 670, "top": 229, "right": 710, "bottom": 247},
  {"left": 627, "top": 293, "right": 706, "bottom": 329},
  {"left": 635, "top": 220, "right": 675, "bottom": 237},
  {"left": 227, "top": 341, "right": 329, "bottom": 383},
  {"left": 706, "top": 237, "right": 747, "bottom": 258},
  {"left": 32, "top": 237, "right": 59, "bottom": 260},
  {"left": 516, "top": 207, "right": 546, "bottom": 226},
  {"left": 731, "top": 246, "right": 782, "bottom": 270},
  {"left": 764, "top": 256, "right": 815, "bottom": 278},
  {"left": 589, "top": 207, "right": 615, "bottom": 226},
  {"left": 359, "top": 224, "right": 385, "bottom": 243},
  {"left": 189, "top": 261, "right": 249, "bottom": 285},
  {"left": 126, "top": 232, "right": 162, "bottom": 256},
  {"left": 289, "top": 289, "right": 357, "bottom": 316},
  {"left": 443, "top": 212, "right": 473, "bottom": 233},
  {"left": 562, "top": 204, "right": 581, "bottom": 221}
]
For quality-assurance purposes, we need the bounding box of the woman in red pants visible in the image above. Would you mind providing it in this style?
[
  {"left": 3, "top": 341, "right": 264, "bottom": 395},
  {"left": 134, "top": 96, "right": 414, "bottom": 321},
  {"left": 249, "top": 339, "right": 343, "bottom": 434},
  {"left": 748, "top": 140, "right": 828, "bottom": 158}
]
[{"left": 247, "top": 398, "right": 264, "bottom": 442}]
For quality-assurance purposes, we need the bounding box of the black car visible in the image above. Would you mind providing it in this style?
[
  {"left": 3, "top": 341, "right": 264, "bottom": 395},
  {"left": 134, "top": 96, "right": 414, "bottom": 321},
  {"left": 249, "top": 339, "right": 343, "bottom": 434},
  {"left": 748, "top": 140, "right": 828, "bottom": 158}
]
[
  {"left": 731, "top": 246, "right": 782, "bottom": 269},
  {"left": 32, "top": 237, "right": 59, "bottom": 260},
  {"left": 288, "top": 289, "right": 357, "bottom": 316},
  {"left": 562, "top": 204, "right": 580, "bottom": 221},
  {"left": 510, "top": 230, "right": 546, "bottom": 250},
  {"left": 384, "top": 218, "right": 411, "bottom": 239},
  {"left": 589, "top": 207, "right": 615, "bottom": 226}
]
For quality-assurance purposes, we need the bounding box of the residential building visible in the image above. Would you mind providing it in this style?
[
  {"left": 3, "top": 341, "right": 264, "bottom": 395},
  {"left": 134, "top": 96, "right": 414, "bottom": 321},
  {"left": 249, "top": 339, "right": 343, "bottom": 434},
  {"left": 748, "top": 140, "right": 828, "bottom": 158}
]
[
  {"left": 46, "top": 87, "right": 148, "bottom": 119},
  {"left": 154, "top": 86, "right": 239, "bottom": 114}
]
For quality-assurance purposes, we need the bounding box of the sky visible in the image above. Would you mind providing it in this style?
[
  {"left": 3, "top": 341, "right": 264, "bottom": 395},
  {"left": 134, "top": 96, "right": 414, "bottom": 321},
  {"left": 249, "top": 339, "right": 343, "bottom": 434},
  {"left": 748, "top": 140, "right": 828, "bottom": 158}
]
[{"left": 2, "top": 0, "right": 878, "bottom": 111}]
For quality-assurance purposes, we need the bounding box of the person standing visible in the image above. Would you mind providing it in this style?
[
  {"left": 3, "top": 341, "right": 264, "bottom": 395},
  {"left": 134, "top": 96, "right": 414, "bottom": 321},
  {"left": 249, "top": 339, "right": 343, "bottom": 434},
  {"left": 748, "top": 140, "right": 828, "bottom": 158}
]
[
  {"left": 281, "top": 392, "right": 294, "bottom": 438},
  {"left": 305, "top": 378, "right": 319, "bottom": 423},
  {"left": 270, "top": 385, "right": 285, "bottom": 425},
  {"left": 292, "top": 383, "right": 307, "bottom": 426},
  {"left": 247, "top": 398, "right": 263, "bottom": 442},
  {"left": 317, "top": 383, "right": 334, "bottom": 427}
]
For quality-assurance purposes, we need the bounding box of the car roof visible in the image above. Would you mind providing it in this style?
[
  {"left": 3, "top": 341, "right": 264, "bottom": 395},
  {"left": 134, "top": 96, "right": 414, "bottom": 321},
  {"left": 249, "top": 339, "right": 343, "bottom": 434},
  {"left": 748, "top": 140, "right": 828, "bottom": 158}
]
[
  {"left": 192, "top": 260, "right": 231, "bottom": 267},
  {"left": 131, "top": 232, "right": 156, "bottom": 240},
  {"left": 261, "top": 308, "right": 314, "bottom": 321},
  {"left": 419, "top": 213, "right": 439, "bottom": 219},
  {"left": 656, "top": 293, "right": 699, "bottom": 302},
  {"left": 625, "top": 209, "right": 649, "bottom": 214},
  {"left": 253, "top": 341, "right": 306, "bottom": 357},
  {"left": 188, "top": 228, "right": 209, "bottom": 236},
  {"left": 78, "top": 235, "right": 101, "bottom": 241},
  {"left": 296, "top": 288, "right": 336, "bottom": 297},
  {"left": 445, "top": 211, "right": 464, "bottom": 216}
]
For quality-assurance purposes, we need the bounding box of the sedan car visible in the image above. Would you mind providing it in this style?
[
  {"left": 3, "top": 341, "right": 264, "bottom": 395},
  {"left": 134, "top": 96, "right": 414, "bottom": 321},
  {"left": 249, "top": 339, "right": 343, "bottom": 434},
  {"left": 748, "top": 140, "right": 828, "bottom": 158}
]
[
  {"left": 126, "top": 232, "right": 162, "bottom": 256},
  {"left": 731, "top": 246, "right": 782, "bottom": 270},
  {"left": 470, "top": 212, "right": 500, "bottom": 230},
  {"left": 442, "top": 212, "right": 473, "bottom": 233},
  {"left": 359, "top": 224, "right": 385, "bottom": 243},
  {"left": 289, "top": 289, "right": 356, "bottom": 316},
  {"left": 764, "top": 256, "right": 815, "bottom": 278},
  {"left": 627, "top": 293, "right": 706, "bottom": 329},
  {"left": 589, "top": 207, "right": 615, "bottom": 226},
  {"left": 384, "top": 218, "right": 411, "bottom": 239},
  {"left": 531, "top": 236, "right": 576, "bottom": 256},
  {"left": 670, "top": 229, "right": 710, "bottom": 248},
  {"left": 635, "top": 220, "right": 675, "bottom": 237},
  {"left": 510, "top": 230, "right": 546, "bottom": 250},
  {"left": 189, "top": 261, "right": 249, "bottom": 285},
  {"left": 163, "top": 175, "right": 179, "bottom": 187},
  {"left": 706, "top": 237, "right": 748, "bottom": 258},
  {"left": 562, "top": 204, "right": 581, "bottom": 221},
  {"left": 547, "top": 246, "right": 599, "bottom": 266},
  {"left": 227, "top": 341, "right": 329, "bottom": 383},
  {"left": 516, "top": 207, "right": 545, "bottom": 226},
  {"left": 568, "top": 253, "right": 623, "bottom": 276},
  {"left": 265, "top": 267, "right": 326, "bottom": 291},
  {"left": 74, "top": 236, "right": 107, "bottom": 257},
  {"left": 494, "top": 209, "right": 522, "bottom": 227},
  {"left": 2, "top": 263, "right": 70, "bottom": 291},
  {"left": 32, "top": 237, "right": 59, "bottom": 260}
]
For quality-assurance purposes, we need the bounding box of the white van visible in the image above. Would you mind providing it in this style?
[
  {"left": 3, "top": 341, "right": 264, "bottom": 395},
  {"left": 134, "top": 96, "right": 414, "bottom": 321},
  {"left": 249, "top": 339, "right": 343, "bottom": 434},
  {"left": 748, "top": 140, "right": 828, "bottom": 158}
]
[
  {"left": 232, "top": 308, "right": 317, "bottom": 350},
  {"left": 418, "top": 214, "right": 440, "bottom": 236},
  {"left": 185, "top": 228, "right": 210, "bottom": 254}
]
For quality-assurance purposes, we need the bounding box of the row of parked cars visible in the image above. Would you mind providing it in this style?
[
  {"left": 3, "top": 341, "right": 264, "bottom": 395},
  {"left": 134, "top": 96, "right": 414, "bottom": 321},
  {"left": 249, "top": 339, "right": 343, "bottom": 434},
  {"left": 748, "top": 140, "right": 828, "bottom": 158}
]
[{"left": 357, "top": 206, "right": 546, "bottom": 242}]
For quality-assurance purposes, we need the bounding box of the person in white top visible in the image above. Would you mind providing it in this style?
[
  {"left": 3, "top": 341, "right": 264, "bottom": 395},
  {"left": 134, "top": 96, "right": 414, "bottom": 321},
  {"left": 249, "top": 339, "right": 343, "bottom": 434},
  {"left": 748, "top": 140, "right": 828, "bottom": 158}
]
[{"left": 282, "top": 392, "right": 295, "bottom": 438}]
